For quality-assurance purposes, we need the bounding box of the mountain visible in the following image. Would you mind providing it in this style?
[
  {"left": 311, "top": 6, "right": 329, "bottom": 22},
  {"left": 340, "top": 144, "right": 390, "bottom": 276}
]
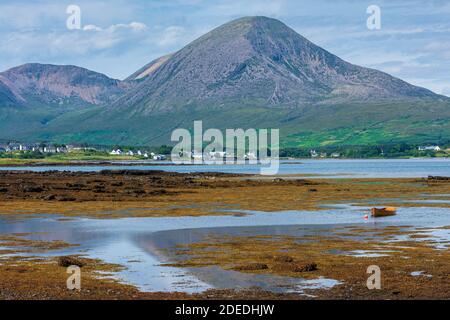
[
  {"left": 126, "top": 54, "right": 173, "bottom": 81},
  {"left": 0, "top": 63, "right": 137, "bottom": 141},
  {"left": 0, "top": 80, "right": 21, "bottom": 107},
  {"left": 112, "top": 16, "right": 442, "bottom": 114},
  {"left": 0, "top": 63, "right": 132, "bottom": 109},
  {"left": 0, "top": 16, "right": 449, "bottom": 147}
]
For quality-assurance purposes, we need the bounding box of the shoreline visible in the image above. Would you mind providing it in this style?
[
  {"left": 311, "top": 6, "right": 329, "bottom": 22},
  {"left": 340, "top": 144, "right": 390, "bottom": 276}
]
[
  {"left": 0, "top": 170, "right": 449, "bottom": 215},
  {"left": 0, "top": 157, "right": 449, "bottom": 167},
  {"left": 0, "top": 170, "right": 449, "bottom": 218},
  {"left": 0, "top": 170, "right": 449, "bottom": 299},
  {"left": 165, "top": 225, "right": 450, "bottom": 300}
]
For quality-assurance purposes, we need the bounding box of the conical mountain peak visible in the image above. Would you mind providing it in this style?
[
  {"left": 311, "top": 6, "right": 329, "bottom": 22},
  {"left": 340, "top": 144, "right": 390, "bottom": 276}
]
[{"left": 117, "top": 16, "right": 439, "bottom": 113}]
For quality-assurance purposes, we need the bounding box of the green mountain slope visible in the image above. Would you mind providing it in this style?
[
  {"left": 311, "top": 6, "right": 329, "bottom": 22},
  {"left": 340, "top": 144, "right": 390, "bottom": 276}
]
[
  {"left": 0, "top": 17, "right": 449, "bottom": 147},
  {"left": 22, "top": 100, "right": 449, "bottom": 147}
]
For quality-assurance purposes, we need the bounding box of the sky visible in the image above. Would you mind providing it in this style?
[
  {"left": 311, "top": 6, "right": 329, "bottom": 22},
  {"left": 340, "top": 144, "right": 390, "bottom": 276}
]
[{"left": 1, "top": 0, "right": 449, "bottom": 96}]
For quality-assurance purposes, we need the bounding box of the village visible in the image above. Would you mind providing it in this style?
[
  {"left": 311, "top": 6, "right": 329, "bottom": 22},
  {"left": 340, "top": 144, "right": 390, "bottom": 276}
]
[
  {"left": 0, "top": 141, "right": 448, "bottom": 161},
  {"left": 0, "top": 142, "right": 167, "bottom": 160}
]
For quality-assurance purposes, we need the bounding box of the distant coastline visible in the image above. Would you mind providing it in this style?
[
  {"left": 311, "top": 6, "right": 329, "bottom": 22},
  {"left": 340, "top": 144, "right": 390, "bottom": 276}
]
[{"left": 0, "top": 156, "right": 449, "bottom": 168}]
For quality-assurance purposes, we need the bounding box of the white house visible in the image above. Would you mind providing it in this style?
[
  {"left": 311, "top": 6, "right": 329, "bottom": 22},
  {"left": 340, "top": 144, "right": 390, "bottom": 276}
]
[
  {"left": 8, "top": 143, "right": 21, "bottom": 151},
  {"left": 56, "top": 146, "right": 68, "bottom": 153},
  {"left": 244, "top": 152, "right": 257, "bottom": 160},
  {"left": 44, "top": 146, "right": 56, "bottom": 153},
  {"left": 110, "top": 149, "right": 123, "bottom": 155},
  {"left": 153, "top": 154, "right": 166, "bottom": 160},
  {"left": 331, "top": 152, "right": 340, "bottom": 158},
  {"left": 418, "top": 146, "right": 441, "bottom": 152},
  {"left": 207, "top": 151, "right": 227, "bottom": 159},
  {"left": 191, "top": 151, "right": 203, "bottom": 161}
]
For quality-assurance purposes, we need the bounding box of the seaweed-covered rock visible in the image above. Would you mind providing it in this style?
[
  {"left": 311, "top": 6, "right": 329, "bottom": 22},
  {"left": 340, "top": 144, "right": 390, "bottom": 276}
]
[
  {"left": 234, "top": 263, "right": 268, "bottom": 271},
  {"left": 23, "top": 186, "right": 44, "bottom": 193},
  {"left": 294, "top": 263, "right": 317, "bottom": 272},
  {"left": 273, "top": 255, "right": 294, "bottom": 263},
  {"left": 58, "top": 256, "right": 85, "bottom": 268}
]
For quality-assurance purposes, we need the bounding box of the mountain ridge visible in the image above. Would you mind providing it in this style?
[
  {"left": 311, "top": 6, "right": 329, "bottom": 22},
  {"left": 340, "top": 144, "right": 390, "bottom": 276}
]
[
  {"left": 0, "top": 16, "right": 449, "bottom": 147},
  {"left": 0, "top": 63, "right": 134, "bottom": 108},
  {"left": 110, "top": 16, "right": 444, "bottom": 115}
]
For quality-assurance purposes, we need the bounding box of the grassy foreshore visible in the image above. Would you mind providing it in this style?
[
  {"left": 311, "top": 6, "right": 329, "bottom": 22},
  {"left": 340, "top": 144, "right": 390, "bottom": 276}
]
[
  {"left": 0, "top": 152, "right": 141, "bottom": 166},
  {"left": 0, "top": 170, "right": 449, "bottom": 299},
  {"left": 0, "top": 147, "right": 448, "bottom": 166}
]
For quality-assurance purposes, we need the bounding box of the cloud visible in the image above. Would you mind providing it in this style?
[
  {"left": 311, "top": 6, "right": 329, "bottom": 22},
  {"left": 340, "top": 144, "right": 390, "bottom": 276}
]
[
  {"left": 402, "top": 77, "right": 450, "bottom": 96},
  {"left": 1, "top": 0, "right": 450, "bottom": 87},
  {"left": 83, "top": 25, "right": 103, "bottom": 32},
  {"left": 0, "top": 2, "right": 63, "bottom": 30},
  {"left": 128, "top": 22, "right": 148, "bottom": 31},
  {"left": 0, "top": 21, "right": 150, "bottom": 61},
  {"left": 83, "top": 22, "right": 148, "bottom": 32},
  {"left": 441, "top": 87, "right": 450, "bottom": 96},
  {"left": 108, "top": 22, "right": 148, "bottom": 32},
  {"left": 157, "top": 26, "right": 186, "bottom": 46},
  {"left": 423, "top": 41, "right": 450, "bottom": 59},
  {"left": 209, "top": 0, "right": 284, "bottom": 17}
]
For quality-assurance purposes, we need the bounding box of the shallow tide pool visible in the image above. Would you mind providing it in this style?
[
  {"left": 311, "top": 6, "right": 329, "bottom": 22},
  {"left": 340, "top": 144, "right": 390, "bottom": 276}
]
[{"left": 0, "top": 204, "right": 449, "bottom": 293}]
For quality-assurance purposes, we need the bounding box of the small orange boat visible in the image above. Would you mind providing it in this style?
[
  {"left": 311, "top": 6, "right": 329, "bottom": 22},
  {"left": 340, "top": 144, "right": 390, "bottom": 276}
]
[{"left": 371, "top": 207, "right": 397, "bottom": 217}]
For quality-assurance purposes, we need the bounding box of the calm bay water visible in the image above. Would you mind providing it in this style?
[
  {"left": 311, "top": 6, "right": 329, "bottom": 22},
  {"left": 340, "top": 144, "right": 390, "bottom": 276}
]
[
  {"left": 1, "top": 158, "right": 449, "bottom": 293},
  {"left": 0, "top": 205, "right": 449, "bottom": 293},
  {"left": 1, "top": 158, "right": 450, "bottom": 178}
]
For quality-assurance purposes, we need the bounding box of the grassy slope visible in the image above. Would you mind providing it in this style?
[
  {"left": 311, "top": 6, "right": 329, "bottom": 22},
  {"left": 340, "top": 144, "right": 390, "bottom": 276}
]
[
  {"left": 281, "top": 101, "right": 450, "bottom": 147},
  {"left": 1, "top": 100, "right": 450, "bottom": 147},
  {"left": 0, "top": 151, "right": 140, "bottom": 165}
]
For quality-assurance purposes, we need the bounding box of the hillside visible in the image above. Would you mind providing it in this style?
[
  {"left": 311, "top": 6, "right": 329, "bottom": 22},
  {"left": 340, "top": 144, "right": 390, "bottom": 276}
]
[
  {"left": 0, "top": 63, "right": 133, "bottom": 108},
  {"left": 111, "top": 16, "right": 443, "bottom": 115},
  {"left": 0, "top": 17, "right": 449, "bottom": 147}
]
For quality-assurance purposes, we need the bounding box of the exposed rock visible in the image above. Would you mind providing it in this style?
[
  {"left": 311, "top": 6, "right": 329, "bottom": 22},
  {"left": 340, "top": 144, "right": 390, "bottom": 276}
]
[
  {"left": 234, "top": 263, "right": 269, "bottom": 271},
  {"left": 57, "top": 196, "right": 77, "bottom": 202},
  {"left": 273, "top": 255, "right": 294, "bottom": 263},
  {"left": 22, "top": 186, "right": 44, "bottom": 193},
  {"left": 294, "top": 263, "right": 318, "bottom": 272},
  {"left": 58, "top": 256, "right": 85, "bottom": 268}
]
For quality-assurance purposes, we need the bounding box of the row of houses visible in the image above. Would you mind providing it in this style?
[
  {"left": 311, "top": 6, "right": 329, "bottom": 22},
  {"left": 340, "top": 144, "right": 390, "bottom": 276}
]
[
  {"left": 0, "top": 143, "right": 72, "bottom": 153},
  {"left": 0, "top": 142, "right": 169, "bottom": 160},
  {"left": 310, "top": 150, "right": 340, "bottom": 158},
  {"left": 109, "top": 149, "right": 167, "bottom": 160},
  {"left": 188, "top": 151, "right": 258, "bottom": 160},
  {"left": 0, "top": 142, "right": 117, "bottom": 154}
]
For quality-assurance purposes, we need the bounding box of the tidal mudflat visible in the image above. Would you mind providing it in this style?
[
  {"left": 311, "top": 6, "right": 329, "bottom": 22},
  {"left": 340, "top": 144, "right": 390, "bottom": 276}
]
[
  {"left": 1, "top": 169, "right": 450, "bottom": 217},
  {"left": 0, "top": 169, "right": 449, "bottom": 299}
]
